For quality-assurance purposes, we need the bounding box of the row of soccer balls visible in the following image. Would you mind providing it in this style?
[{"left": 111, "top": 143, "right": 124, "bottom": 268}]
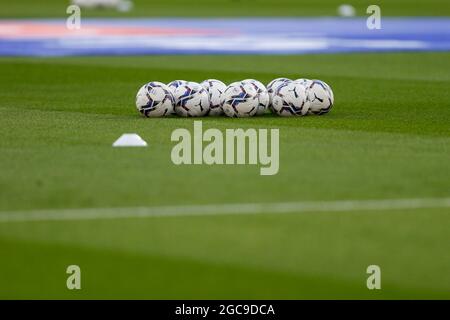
[{"left": 135, "top": 78, "right": 334, "bottom": 118}]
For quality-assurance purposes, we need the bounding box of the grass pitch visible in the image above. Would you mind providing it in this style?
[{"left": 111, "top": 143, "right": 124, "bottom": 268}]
[
  {"left": 1, "top": 0, "right": 450, "bottom": 17},
  {"left": 0, "top": 53, "right": 449, "bottom": 298}
]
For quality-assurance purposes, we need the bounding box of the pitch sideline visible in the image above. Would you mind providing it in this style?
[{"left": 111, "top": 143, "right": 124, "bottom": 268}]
[{"left": 0, "top": 198, "right": 449, "bottom": 223}]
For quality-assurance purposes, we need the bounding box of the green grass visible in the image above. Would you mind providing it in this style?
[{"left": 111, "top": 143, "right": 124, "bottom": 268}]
[
  {"left": 0, "top": 53, "right": 449, "bottom": 298},
  {"left": 1, "top": 0, "right": 450, "bottom": 18}
]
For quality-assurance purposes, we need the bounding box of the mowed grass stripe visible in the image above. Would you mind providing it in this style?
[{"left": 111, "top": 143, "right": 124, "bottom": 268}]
[
  {"left": 3, "top": 53, "right": 449, "bottom": 82},
  {"left": 1, "top": 198, "right": 449, "bottom": 223},
  {"left": 1, "top": 55, "right": 449, "bottom": 137}
]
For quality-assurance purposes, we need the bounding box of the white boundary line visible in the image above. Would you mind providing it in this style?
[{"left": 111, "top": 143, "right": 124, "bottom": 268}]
[{"left": 0, "top": 198, "right": 449, "bottom": 223}]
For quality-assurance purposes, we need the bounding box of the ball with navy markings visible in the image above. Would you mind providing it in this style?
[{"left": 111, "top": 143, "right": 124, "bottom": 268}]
[
  {"left": 173, "top": 81, "right": 210, "bottom": 117},
  {"left": 271, "top": 81, "right": 309, "bottom": 116},
  {"left": 167, "top": 80, "right": 188, "bottom": 93},
  {"left": 242, "top": 79, "right": 270, "bottom": 115},
  {"left": 267, "top": 77, "right": 291, "bottom": 103},
  {"left": 221, "top": 81, "right": 259, "bottom": 117},
  {"left": 135, "top": 82, "right": 175, "bottom": 117},
  {"left": 200, "top": 79, "right": 227, "bottom": 116},
  {"left": 293, "top": 78, "right": 312, "bottom": 88},
  {"left": 306, "top": 80, "right": 334, "bottom": 115}
]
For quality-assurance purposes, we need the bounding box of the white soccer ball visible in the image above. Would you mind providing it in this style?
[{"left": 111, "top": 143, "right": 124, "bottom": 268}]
[
  {"left": 271, "top": 81, "right": 309, "bottom": 116},
  {"left": 267, "top": 77, "right": 291, "bottom": 98},
  {"left": 267, "top": 78, "right": 292, "bottom": 112},
  {"left": 200, "top": 79, "right": 227, "bottom": 116},
  {"left": 293, "top": 78, "right": 313, "bottom": 88},
  {"left": 221, "top": 81, "right": 259, "bottom": 117},
  {"left": 168, "top": 80, "right": 188, "bottom": 93},
  {"left": 173, "top": 81, "right": 210, "bottom": 117},
  {"left": 242, "top": 79, "right": 270, "bottom": 115},
  {"left": 135, "top": 81, "right": 175, "bottom": 117},
  {"left": 306, "top": 80, "right": 334, "bottom": 115}
]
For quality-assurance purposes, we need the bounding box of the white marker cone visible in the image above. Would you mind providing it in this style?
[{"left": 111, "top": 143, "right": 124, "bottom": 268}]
[{"left": 112, "top": 133, "right": 147, "bottom": 147}]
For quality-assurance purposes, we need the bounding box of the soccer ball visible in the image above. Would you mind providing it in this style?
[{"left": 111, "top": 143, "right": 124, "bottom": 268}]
[
  {"left": 306, "top": 80, "right": 334, "bottom": 115},
  {"left": 293, "top": 78, "right": 312, "bottom": 88},
  {"left": 267, "top": 77, "right": 291, "bottom": 99},
  {"left": 135, "top": 81, "right": 175, "bottom": 117},
  {"left": 168, "top": 80, "right": 188, "bottom": 93},
  {"left": 267, "top": 78, "right": 292, "bottom": 112},
  {"left": 242, "top": 79, "right": 270, "bottom": 115},
  {"left": 200, "top": 79, "right": 227, "bottom": 116},
  {"left": 271, "top": 81, "right": 309, "bottom": 116},
  {"left": 173, "top": 81, "right": 210, "bottom": 117},
  {"left": 221, "top": 81, "right": 259, "bottom": 117}
]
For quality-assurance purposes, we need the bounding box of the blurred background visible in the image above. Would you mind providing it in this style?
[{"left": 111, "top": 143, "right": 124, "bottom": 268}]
[{"left": 1, "top": 0, "right": 449, "bottom": 56}]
